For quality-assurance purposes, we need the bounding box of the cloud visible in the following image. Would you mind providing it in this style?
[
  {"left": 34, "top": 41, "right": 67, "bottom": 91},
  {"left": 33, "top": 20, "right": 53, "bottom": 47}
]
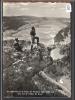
[{"left": 3, "top": 2, "right": 70, "bottom": 18}]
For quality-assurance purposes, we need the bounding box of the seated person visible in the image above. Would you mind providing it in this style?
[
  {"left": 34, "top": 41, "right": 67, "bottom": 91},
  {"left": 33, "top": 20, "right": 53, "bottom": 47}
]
[{"left": 14, "top": 38, "right": 22, "bottom": 52}]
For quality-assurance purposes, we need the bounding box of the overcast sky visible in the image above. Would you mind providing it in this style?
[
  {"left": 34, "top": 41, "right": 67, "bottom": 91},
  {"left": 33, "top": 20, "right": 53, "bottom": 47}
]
[{"left": 3, "top": 2, "right": 71, "bottom": 18}]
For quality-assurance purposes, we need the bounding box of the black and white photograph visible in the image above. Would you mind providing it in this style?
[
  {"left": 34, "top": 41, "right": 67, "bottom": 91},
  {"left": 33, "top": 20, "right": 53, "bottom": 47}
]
[{"left": 3, "top": 2, "right": 71, "bottom": 97}]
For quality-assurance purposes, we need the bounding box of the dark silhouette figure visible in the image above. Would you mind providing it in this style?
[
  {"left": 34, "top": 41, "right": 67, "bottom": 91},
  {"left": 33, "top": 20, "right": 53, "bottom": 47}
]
[
  {"left": 47, "top": 47, "right": 52, "bottom": 55},
  {"left": 14, "top": 38, "right": 22, "bottom": 52},
  {"left": 30, "top": 26, "right": 39, "bottom": 44}
]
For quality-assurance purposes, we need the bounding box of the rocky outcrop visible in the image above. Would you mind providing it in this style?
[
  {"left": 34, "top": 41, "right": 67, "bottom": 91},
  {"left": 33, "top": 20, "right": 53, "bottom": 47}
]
[
  {"left": 54, "top": 25, "right": 70, "bottom": 43},
  {"left": 3, "top": 39, "right": 71, "bottom": 97}
]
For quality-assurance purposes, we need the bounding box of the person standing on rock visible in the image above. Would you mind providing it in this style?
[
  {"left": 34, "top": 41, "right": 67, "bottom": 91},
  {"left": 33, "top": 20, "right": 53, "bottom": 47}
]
[{"left": 30, "top": 26, "right": 39, "bottom": 46}]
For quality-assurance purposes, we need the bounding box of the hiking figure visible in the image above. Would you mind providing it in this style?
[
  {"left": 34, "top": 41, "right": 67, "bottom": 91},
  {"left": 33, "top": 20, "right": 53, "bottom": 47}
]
[
  {"left": 47, "top": 47, "right": 52, "bottom": 56},
  {"left": 30, "top": 26, "right": 39, "bottom": 45},
  {"left": 46, "top": 47, "right": 53, "bottom": 65},
  {"left": 14, "top": 38, "right": 22, "bottom": 52}
]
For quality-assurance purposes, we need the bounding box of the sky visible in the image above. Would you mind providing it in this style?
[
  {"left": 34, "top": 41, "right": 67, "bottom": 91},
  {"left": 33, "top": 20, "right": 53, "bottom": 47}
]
[{"left": 3, "top": 2, "right": 71, "bottom": 18}]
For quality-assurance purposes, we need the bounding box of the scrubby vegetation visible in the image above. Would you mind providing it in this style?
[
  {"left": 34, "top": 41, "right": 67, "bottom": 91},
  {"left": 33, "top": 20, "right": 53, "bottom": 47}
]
[{"left": 3, "top": 38, "right": 71, "bottom": 97}]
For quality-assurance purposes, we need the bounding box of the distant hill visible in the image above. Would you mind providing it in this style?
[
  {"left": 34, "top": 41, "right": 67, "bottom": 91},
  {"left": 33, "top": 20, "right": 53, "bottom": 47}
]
[
  {"left": 3, "top": 16, "right": 70, "bottom": 45},
  {"left": 3, "top": 16, "right": 70, "bottom": 31}
]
